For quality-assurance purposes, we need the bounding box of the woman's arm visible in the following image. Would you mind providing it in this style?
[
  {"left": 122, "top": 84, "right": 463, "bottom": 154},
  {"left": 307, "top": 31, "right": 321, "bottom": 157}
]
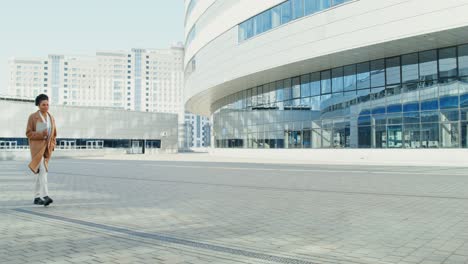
[{"left": 25, "top": 115, "right": 44, "bottom": 140}]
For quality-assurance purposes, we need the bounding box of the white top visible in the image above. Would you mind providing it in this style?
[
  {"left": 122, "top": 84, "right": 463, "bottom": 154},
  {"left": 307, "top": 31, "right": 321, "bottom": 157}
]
[{"left": 38, "top": 111, "right": 51, "bottom": 137}]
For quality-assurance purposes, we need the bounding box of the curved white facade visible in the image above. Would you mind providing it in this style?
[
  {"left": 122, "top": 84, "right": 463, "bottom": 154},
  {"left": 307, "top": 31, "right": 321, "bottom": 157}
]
[{"left": 185, "top": 0, "right": 468, "bottom": 116}]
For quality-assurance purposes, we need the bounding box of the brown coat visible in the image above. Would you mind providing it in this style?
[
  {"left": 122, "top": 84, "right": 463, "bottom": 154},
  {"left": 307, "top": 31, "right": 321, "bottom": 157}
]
[{"left": 25, "top": 111, "right": 57, "bottom": 173}]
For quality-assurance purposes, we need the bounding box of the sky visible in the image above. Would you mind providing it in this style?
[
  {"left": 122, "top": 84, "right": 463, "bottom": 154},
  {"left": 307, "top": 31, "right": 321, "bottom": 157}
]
[{"left": 0, "top": 0, "right": 185, "bottom": 94}]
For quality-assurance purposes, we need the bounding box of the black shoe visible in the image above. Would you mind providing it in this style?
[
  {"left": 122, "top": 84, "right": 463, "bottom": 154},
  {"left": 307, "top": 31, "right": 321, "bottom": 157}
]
[
  {"left": 43, "top": 196, "right": 53, "bottom": 207},
  {"left": 34, "top": 198, "right": 45, "bottom": 205}
]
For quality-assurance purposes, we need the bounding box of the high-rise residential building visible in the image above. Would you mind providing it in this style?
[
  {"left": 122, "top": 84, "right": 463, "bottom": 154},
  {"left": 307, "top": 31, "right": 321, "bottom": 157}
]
[
  {"left": 184, "top": 0, "right": 468, "bottom": 149},
  {"left": 7, "top": 43, "right": 210, "bottom": 148},
  {"left": 7, "top": 44, "right": 185, "bottom": 117},
  {"left": 184, "top": 112, "right": 210, "bottom": 148}
]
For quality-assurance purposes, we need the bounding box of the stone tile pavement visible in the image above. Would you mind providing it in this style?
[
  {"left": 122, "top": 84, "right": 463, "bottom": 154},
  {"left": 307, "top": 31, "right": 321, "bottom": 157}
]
[{"left": 1, "top": 159, "right": 468, "bottom": 264}]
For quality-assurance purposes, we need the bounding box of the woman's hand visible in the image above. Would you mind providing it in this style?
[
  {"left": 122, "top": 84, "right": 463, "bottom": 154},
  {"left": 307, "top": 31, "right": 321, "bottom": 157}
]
[{"left": 42, "top": 130, "right": 48, "bottom": 138}]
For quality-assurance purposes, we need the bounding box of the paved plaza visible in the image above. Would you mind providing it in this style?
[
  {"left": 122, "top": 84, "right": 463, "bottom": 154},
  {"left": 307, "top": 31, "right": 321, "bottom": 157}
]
[{"left": 1, "top": 158, "right": 468, "bottom": 264}]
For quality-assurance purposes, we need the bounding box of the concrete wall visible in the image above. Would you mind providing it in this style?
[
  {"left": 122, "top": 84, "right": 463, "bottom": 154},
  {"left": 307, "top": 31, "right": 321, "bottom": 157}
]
[{"left": 0, "top": 100, "right": 178, "bottom": 152}]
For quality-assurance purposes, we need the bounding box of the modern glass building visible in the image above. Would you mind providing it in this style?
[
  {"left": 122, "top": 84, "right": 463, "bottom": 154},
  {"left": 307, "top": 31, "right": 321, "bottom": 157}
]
[{"left": 183, "top": 0, "right": 468, "bottom": 149}]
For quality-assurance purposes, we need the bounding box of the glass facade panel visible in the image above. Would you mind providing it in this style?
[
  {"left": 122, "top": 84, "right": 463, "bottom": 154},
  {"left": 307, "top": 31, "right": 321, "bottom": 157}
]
[
  {"left": 310, "top": 72, "right": 321, "bottom": 96},
  {"left": 239, "top": 0, "right": 345, "bottom": 42},
  {"left": 272, "top": 6, "right": 281, "bottom": 28},
  {"left": 386, "top": 57, "right": 401, "bottom": 85},
  {"left": 421, "top": 123, "right": 439, "bottom": 148},
  {"left": 300, "top": 74, "right": 311, "bottom": 97},
  {"left": 213, "top": 44, "right": 468, "bottom": 149},
  {"left": 439, "top": 47, "right": 457, "bottom": 79},
  {"left": 419, "top": 50, "right": 438, "bottom": 81},
  {"left": 459, "top": 44, "right": 468, "bottom": 76},
  {"left": 276, "top": 80, "right": 284, "bottom": 102},
  {"left": 440, "top": 96, "right": 459, "bottom": 109},
  {"left": 284, "top": 78, "right": 292, "bottom": 101},
  {"left": 321, "top": 70, "right": 331, "bottom": 94},
  {"left": 343, "top": 65, "right": 356, "bottom": 91},
  {"left": 292, "top": 77, "right": 301, "bottom": 99},
  {"left": 332, "top": 67, "right": 344, "bottom": 93},
  {"left": 357, "top": 62, "right": 370, "bottom": 89},
  {"left": 371, "top": 59, "right": 385, "bottom": 88},
  {"left": 402, "top": 53, "right": 419, "bottom": 84},
  {"left": 404, "top": 124, "right": 421, "bottom": 148},
  {"left": 332, "top": 0, "right": 346, "bottom": 5},
  {"left": 281, "top": 1, "right": 292, "bottom": 24},
  {"left": 292, "top": 0, "right": 305, "bottom": 19}
]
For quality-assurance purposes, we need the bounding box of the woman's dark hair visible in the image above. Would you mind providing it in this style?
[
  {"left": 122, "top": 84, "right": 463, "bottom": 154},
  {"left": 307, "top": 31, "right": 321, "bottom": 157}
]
[{"left": 35, "top": 94, "right": 49, "bottom": 106}]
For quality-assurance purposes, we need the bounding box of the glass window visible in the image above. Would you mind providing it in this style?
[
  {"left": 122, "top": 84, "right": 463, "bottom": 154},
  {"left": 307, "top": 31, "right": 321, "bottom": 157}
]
[
  {"left": 440, "top": 96, "right": 459, "bottom": 109},
  {"left": 461, "top": 93, "right": 468, "bottom": 108},
  {"left": 310, "top": 96, "right": 320, "bottom": 110},
  {"left": 387, "top": 104, "right": 402, "bottom": 113},
  {"left": 370, "top": 59, "right": 385, "bottom": 88},
  {"left": 403, "top": 102, "right": 419, "bottom": 112},
  {"left": 459, "top": 44, "right": 468, "bottom": 76},
  {"left": 305, "top": 0, "right": 330, "bottom": 14},
  {"left": 292, "top": 0, "right": 305, "bottom": 19},
  {"left": 276, "top": 80, "right": 284, "bottom": 101},
  {"left": 440, "top": 110, "right": 459, "bottom": 122},
  {"left": 332, "top": 0, "right": 346, "bottom": 5},
  {"left": 386, "top": 57, "right": 401, "bottom": 85},
  {"left": 284, "top": 78, "right": 292, "bottom": 100},
  {"left": 343, "top": 65, "right": 356, "bottom": 91},
  {"left": 304, "top": 0, "right": 317, "bottom": 15},
  {"left": 292, "top": 76, "right": 301, "bottom": 98},
  {"left": 300, "top": 74, "right": 311, "bottom": 97},
  {"left": 357, "top": 62, "right": 370, "bottom": 89},
  {"left": 419, "top": 50, "right": 438, "bottom": 81},
  {"left": 281, "top": 1, "right": 292, "bottom": 24},
  {"left": 421, "top": 111, "right": 439, "bottom": 123},
  {"left": 321, "top": 70, "right": 331, "bottom": 94},
  {"left": 403, "top": 112, "right": 420, "bottom": 124},
  {"left": 421, "top": 123, "right": 439, "bottom": 148},
  {"left": 357, "top": 88, "right": 370, "bottom": 103},
  {"left": 272, "top": 5, "right": 281, "bottom": 28},
  {"left": 257, "top": 85, "right": 264, "bottom": 105},
  {"left": 402, "top": 53, "right": 419, "bottom": 84},
  {"left": 439, "top": 47, "right": 457, "bottom": 78},
  {"left": 254, "top": 14, "right": 264, "bottom": 35},
  {"left": 239, "top": 19, "right": 253, "bottom": 42},
  {"left": 251, "top": 86, "right": 258, "bottom": 106},
  {"left": 332, "top": 67, "right": 344, "bottom": 93},
  {"left": 421, "top": 99, "right": 439, "bottom": 111},
  {"left": 372, "top": 107, "right": 386, "bottom": 115},
  {"left": 310, "top": 72, "right": 321, "bottom": 96}
]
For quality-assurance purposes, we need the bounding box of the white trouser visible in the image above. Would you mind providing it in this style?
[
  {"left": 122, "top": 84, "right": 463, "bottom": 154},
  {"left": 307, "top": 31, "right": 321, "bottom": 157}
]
[{"left": 34, "top": 157, "right": 49, "bottom": 198}]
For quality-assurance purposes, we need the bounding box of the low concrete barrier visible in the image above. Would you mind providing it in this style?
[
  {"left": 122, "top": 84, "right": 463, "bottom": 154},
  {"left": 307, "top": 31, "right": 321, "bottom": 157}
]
[{"left": 208, "top": 148, "right": 468, "bottom": 167}]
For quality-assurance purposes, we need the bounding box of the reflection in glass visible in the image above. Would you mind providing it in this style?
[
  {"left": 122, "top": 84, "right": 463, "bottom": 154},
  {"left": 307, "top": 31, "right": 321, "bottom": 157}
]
[
  {"left": 281, "top": 1, "right": 292, "bottom": 24},
  {"left": 310, "top": 72, "right": 321, "bottom": 96},
  {"left": 332, "top": 67, "right": 344, "bottom": 93},
  {"left": 402, "top": 53, "right": 419, "bottom": 84},
  {"left": 321, "top": 70, "right": 331, "bottom": 94},
  {"left": 213, "top": 44, "right": 468, "bottom": 149},
  {"left": 419, "top": 50, "right": 438, "bottom": 81},
  {"left": 357, "top": 62, "right": 370, "bottom": 89},
  {"left": 344, "top": 65, "right": 356, "bottom": 91},
  {"left": 386, "top": 57, "right": 401, "bottom": 85},
  {"left": 301, "top": 74, "right": 311, "bottom": 97},
  {"left": 292, "top": 0, "right": 305, "bottom": 19},
  {"left": 371, "top": 59, "right": 385, "bottom": 88},
  {"left": 459, "top": 44, "right": 468, "bottom": 76},
  {"left": 439, "top": 47, "right": 457, "bottom": 79}
]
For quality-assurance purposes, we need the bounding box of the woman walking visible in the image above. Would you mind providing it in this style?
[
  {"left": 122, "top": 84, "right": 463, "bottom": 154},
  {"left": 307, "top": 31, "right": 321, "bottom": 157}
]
[{"left": 26, "top": 94, "right": 57, "bottom": 206}]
